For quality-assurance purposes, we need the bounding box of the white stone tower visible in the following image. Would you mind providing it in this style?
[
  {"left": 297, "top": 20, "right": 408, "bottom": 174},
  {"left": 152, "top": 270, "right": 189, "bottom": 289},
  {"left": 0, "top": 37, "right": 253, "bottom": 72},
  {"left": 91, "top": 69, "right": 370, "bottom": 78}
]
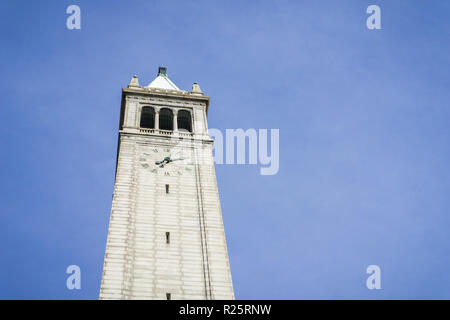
[{"left": 99, "top": 67, "right": 234, "bottom": 300}]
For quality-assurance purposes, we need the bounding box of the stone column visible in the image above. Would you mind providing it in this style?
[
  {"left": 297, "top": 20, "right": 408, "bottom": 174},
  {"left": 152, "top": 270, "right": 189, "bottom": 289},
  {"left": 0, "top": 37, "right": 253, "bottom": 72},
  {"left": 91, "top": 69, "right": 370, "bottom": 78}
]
[
  {"left": 155, "top": 108, "right": 160, "bottom": 130},
  {"left": 173, "top": 109, "right": 178, "bottom": 132}
]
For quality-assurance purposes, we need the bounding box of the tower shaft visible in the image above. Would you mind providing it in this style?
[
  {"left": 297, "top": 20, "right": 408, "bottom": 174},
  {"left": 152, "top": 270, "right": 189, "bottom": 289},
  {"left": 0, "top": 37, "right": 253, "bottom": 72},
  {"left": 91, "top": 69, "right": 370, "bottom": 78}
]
[{"left": 99, "top": 71, "right": 234, "bottom": 300}]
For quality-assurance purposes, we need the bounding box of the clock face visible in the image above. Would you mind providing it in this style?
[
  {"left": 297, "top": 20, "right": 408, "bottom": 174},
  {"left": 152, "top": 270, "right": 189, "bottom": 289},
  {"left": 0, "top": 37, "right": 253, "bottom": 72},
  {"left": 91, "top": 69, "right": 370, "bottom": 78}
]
[{"left": 139, "top": 146, "right": 195, "bottom": 176}]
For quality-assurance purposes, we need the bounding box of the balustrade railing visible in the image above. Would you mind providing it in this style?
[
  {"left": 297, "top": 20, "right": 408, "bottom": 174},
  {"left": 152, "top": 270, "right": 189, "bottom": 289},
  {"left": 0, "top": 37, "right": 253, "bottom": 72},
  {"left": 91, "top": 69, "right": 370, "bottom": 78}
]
[{"left": 138, "top": 128, "right": 194, "bottom": 137}]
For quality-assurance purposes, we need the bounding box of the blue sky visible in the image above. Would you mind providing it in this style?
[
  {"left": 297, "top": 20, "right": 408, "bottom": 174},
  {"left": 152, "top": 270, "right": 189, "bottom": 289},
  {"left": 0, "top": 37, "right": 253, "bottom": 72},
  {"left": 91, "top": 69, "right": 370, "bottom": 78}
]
[{"left": 1, "top": 0, "right": 450, "bottom": 299}]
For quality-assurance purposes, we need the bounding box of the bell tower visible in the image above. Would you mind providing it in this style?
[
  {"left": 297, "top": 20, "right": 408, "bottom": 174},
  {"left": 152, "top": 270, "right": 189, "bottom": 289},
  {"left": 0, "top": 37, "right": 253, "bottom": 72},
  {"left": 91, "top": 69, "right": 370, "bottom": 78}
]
[{"left": 99, "top": 67, "right": 234, "bottom": 300}]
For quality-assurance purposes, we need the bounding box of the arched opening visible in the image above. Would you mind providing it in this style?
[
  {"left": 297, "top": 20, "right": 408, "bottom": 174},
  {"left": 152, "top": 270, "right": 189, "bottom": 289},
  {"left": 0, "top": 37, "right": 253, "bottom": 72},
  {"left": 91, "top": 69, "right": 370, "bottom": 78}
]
[
  {"left": 140, "top": 106, "right": 155, "bottom": 129},
  {"left": 159, "top": 108, "right": 173, "bottom": 131},
  {"left": 177, "top": 110, "right": 192, "bottom": 132}
]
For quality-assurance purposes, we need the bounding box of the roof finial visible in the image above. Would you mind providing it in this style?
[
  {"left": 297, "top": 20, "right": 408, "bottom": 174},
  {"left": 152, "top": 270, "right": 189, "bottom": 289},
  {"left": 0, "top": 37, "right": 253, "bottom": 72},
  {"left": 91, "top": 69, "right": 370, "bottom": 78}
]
[
  {"left": 158, "top": 67, "right": 167, "bottom": 76},
  {"left": 129, "top": 74, "right": 140, "bottom": 87},
  {"left": 191, "top": 82, "right": 203, "bottom": 95}
]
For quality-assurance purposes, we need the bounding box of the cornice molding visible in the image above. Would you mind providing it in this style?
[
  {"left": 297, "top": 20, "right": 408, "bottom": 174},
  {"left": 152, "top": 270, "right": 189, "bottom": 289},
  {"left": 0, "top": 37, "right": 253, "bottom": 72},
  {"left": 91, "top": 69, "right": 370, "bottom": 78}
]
[{"left": 123, "top": 87, "right": 210, "bottom": 114}]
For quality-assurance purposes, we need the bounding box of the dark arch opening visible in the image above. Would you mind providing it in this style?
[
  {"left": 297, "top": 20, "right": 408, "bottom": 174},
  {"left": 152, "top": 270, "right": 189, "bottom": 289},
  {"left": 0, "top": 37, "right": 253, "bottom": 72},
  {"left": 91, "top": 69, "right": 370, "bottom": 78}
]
[
  {"left": 159, "top": 108, "right": 173, "bottom": 131},
  {"left": 140, "top": 106, "right": 155, "bottom": 129},
  {"left": 177, "top": 110, "right": 192, "bottom": 133}
]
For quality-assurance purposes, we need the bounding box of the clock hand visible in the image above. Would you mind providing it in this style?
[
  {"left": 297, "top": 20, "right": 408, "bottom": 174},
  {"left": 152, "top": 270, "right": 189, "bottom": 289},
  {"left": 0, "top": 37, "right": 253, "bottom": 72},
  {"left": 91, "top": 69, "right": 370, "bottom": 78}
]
[
  {"left": 155, "top": 156, "right": 188, "bottom": 168},
  {"left": 163, "top": 157, "right": 188, "bottom": 167},
  {"left": 155, "top": 156, "right": 172, "bottom": 168},
  {"left": 155, "top": 156, "right": 170, "bottom": 164}
]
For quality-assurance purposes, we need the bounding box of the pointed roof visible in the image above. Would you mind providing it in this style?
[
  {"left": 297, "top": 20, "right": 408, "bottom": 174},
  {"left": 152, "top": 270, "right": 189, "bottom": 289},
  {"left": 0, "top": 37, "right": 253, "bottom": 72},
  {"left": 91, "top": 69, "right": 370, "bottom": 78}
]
[{"left": 148, "top": 67, "right": 180, "bottom": 90}]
